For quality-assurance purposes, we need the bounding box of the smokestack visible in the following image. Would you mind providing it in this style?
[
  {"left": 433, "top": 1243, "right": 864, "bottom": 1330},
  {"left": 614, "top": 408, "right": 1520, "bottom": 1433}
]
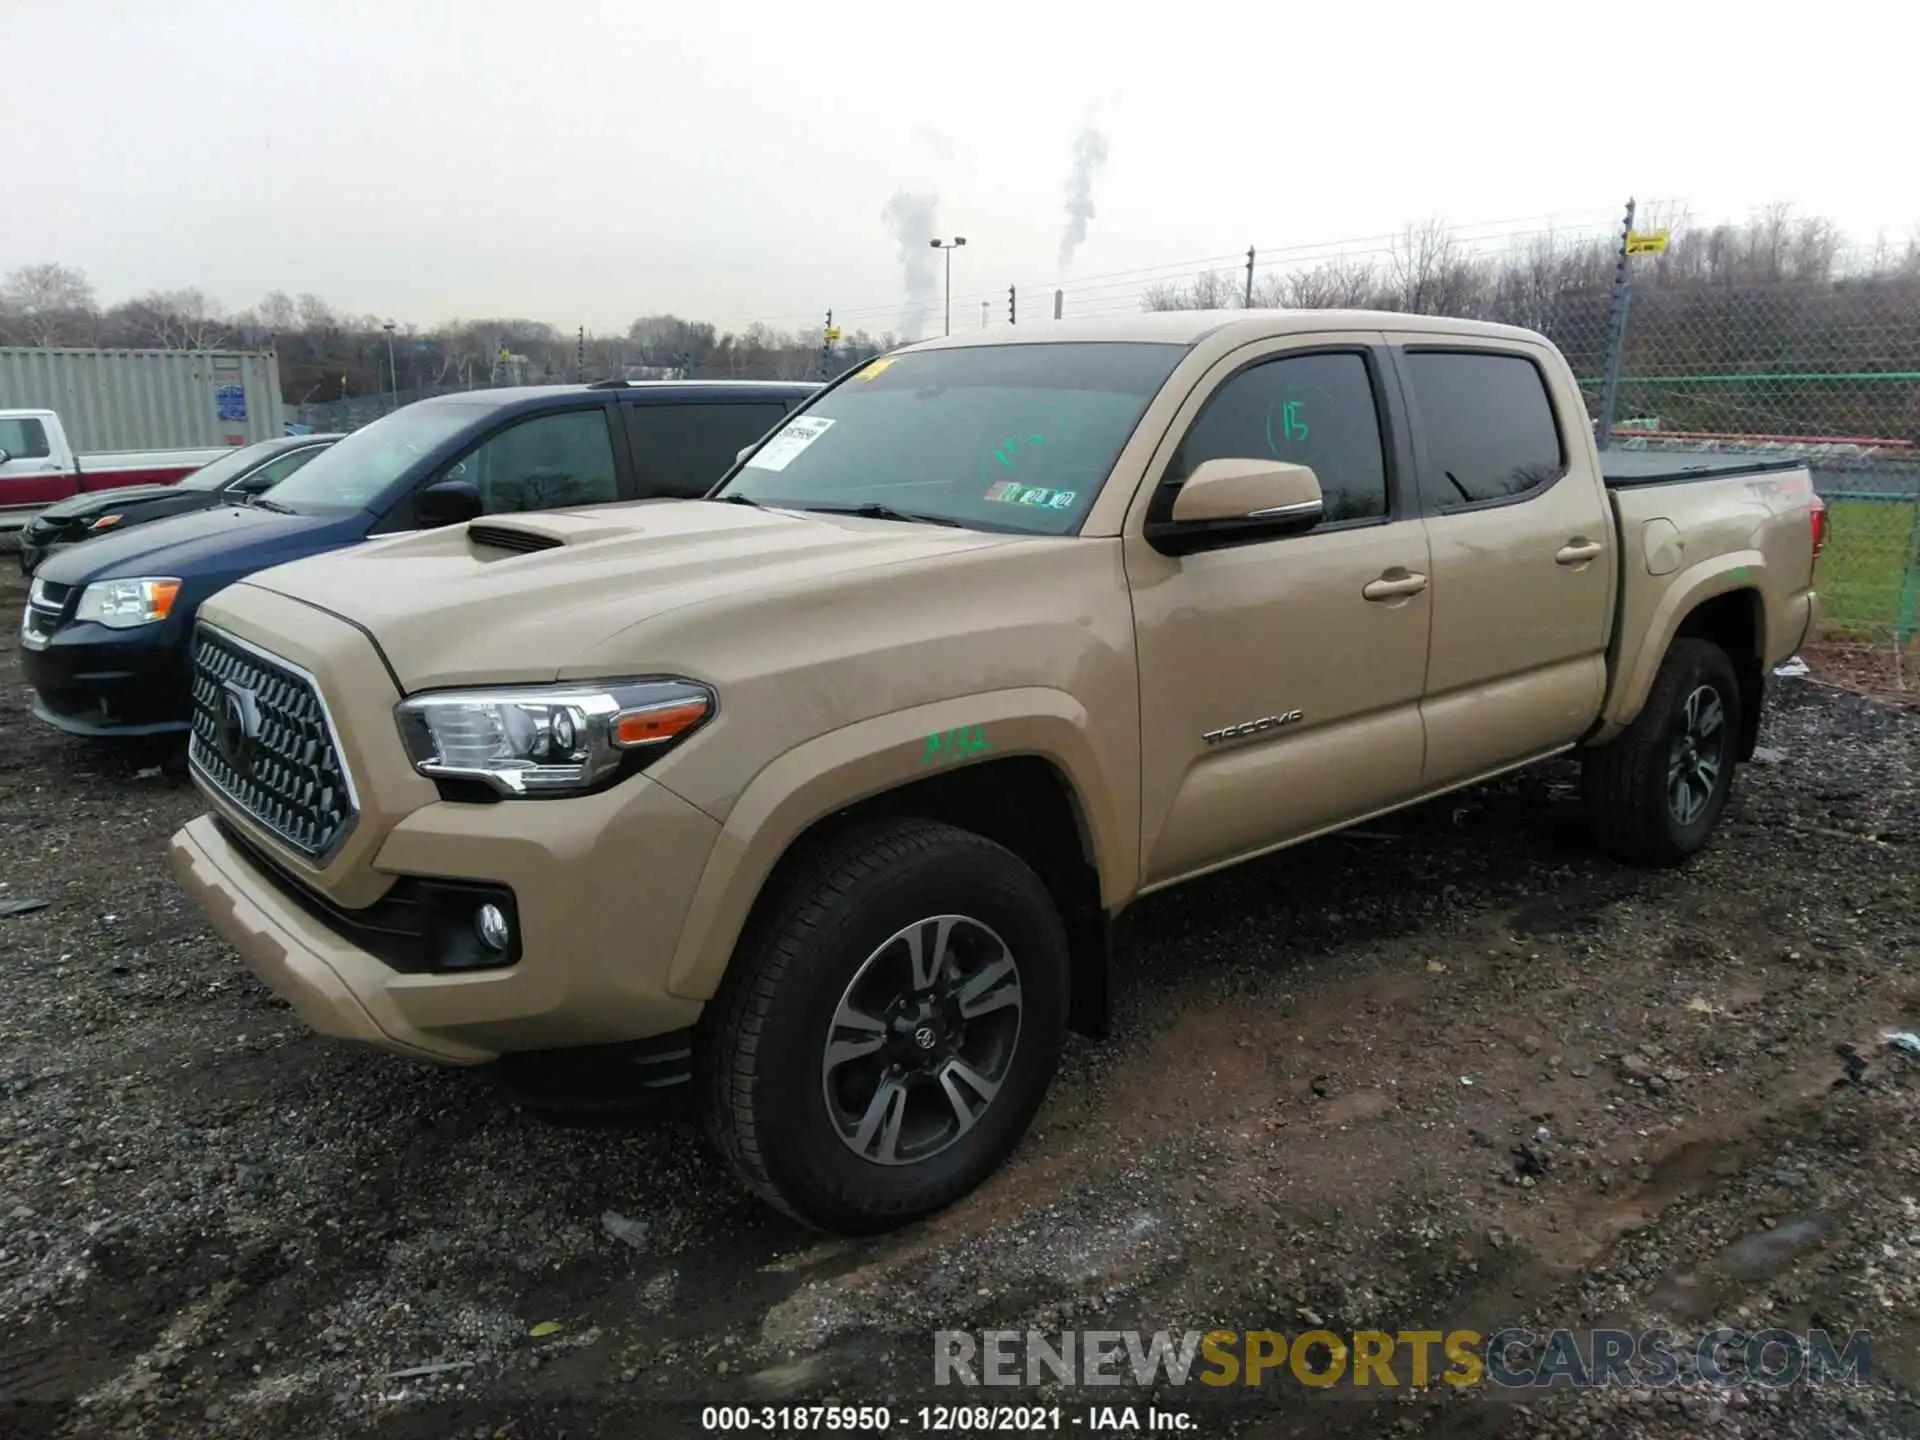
[
  {"left": 1058, "top": 128, "right": 1109, "bottom": 273},
  {"left": 882, "top": 191, "right": 941, "bottom": 341}
]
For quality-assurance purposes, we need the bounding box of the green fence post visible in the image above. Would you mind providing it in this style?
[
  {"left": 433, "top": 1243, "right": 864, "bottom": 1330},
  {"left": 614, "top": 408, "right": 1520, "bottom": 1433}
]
[{"left": 1899, "top": 500, "right": 1920, "bottom": 649}]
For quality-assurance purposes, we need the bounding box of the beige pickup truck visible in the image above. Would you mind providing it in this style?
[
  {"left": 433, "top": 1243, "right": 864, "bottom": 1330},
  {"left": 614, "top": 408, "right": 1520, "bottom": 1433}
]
[{"left": 168, "top": 311, "right": 1823, "bottom": 1232}]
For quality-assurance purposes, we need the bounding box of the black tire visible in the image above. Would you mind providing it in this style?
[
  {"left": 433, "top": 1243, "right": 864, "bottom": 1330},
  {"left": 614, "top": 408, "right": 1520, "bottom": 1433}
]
[
  {"left": 1583, "top": 638, "right": 1742, "bottom": 866},
  {"left": 697, "top": 818, "right": 1069, "bottom": 1234}
]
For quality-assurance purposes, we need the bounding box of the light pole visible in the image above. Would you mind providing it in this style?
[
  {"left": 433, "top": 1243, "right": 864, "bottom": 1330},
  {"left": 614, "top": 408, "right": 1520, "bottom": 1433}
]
[
  {"left": 381, "top": 321, "right": 398, "bottom": 410},
  {"left": 929, "top": 236, "right": 966, "bottom": 336}
]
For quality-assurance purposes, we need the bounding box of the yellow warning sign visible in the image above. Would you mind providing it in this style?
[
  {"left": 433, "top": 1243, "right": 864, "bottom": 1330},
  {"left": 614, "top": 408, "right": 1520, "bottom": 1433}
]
[
  {"left": 825, "top": 326, "right": 842, "bottom": 341},
  {"left": 1626, "top": 229, "right": 1670, "bottom": 255}
]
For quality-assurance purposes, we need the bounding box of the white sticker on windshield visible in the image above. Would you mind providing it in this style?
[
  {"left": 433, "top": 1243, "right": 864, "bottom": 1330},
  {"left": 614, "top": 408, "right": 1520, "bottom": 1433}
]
[{"left": 745, "top": 416, "right": 835, "bottom": 472}]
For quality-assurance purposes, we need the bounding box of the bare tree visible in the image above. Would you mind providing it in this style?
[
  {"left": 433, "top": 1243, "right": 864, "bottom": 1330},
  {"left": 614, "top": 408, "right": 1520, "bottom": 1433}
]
[
  {"left": 1386, "top": 219, "right": 1487, "bottom": 315},
  {"left": 1140, "top": 268, "right": 1242, "bottom": 311},
  {"left": 257, "top": 291, "right": 298, "bottom": 331},
  {"left": 0, "top": 262, "right": 97, "bottom": 345}
]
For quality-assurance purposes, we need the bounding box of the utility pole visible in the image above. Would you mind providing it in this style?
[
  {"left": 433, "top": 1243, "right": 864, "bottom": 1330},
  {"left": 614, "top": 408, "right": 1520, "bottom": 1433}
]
[
  {"left": 1596, "top": 198, "right": 1637, "bottom": 453},
  {"left": 930, "top": 236, "right": 967, "bottom": 336},
  {"left": 1053, "top": 289, "right": 1063, "bottom": 320},
  {"left": 821, "top": 309, "right": 834, "bottom": 375},
  {"left": 576, "top": 326, "right": 587, "bottom": 383},
  {"left": 1008, "top": 286, "right": 1017, "bottom": 325},
  {"left": 381, "top": 321, "right": 397, "bottom": 411},
  {"left": 1244, "top": 247, "right": 1255, "bottom": 308}
]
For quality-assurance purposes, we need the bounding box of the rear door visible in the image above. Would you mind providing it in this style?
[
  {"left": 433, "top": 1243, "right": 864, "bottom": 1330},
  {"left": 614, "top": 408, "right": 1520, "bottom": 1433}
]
[
  {"left": 622, "top": 400, "right": 794, "bottom": 499},
  {"left": 0, "top": 415, "right": 76, "bottom": 520},
  {"left": 1388, "top": 340, "right": 1615, "bottom": 788}
]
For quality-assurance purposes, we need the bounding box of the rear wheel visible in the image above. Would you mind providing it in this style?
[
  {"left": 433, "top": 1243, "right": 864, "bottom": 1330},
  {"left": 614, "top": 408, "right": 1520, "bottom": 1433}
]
[
  {"left": 1583, "top": 638, "right": 1742, "bottom": 866},
  {"left": 698, "top": 819, "right": 1068, "bottom": 1233}
]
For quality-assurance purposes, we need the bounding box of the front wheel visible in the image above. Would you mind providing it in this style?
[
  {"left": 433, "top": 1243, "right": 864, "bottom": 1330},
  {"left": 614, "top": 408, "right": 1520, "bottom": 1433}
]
[
  {"left": 698, "top": 819, "right": 1068, "bottom": 1233},
  {"left": 1582, "top": 638, "right": 1742, "bottom": 866}
]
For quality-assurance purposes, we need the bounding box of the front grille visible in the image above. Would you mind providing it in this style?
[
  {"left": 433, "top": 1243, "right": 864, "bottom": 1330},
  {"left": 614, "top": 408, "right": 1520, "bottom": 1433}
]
[
  {"left": 188, "top": 625, "right": 357, "bottom": 862},
  {"left": 20, "top": 581, "right": 67, "bottom": 648}
]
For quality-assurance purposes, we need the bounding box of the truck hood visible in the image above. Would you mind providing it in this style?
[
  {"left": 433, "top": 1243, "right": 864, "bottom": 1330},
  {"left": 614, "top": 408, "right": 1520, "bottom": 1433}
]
[
  {"left": 36, "top": 484, "right": 183, "bottom": 522},
  {"left": 237, "top": 499, "right": 1020, "bottom": 690},
  {"left": 32, "top": 502, "right": 362, "bottom": 586}
]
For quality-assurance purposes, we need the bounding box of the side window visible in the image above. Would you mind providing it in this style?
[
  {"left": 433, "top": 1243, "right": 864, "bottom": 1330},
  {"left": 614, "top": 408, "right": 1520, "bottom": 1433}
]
[
  {"left": 1162, "top": 352, "right": 1388, "bottom": 526},
  {"left": 238, "top": 446, "right": 323, "bottom": 493},
  {"left": 625, "top": 402, "right": 791, "bottom": 498},
  {"left": 457, "top": 409, "right": 618, "bottom": 515},
  {"left": 0, "top": 417, "right": 51, "bottom": 460},
  {"left": 1402, "top": 351, "right": 1565, "bottom": 510}
]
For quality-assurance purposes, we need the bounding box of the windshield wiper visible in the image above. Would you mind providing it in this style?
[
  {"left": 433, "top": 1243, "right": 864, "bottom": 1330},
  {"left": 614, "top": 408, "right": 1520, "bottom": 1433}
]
[
  {"left": 710, "top": 492, "right": 765, "bottom": 509},
  {"left": 248, "top": 497, "right": 296, "bottom": 514},
  {"left": 795, "top": 502, "right": 963, "bottom": 528}
]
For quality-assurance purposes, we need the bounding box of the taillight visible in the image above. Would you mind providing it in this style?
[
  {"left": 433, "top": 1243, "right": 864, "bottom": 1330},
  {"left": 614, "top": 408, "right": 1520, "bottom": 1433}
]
[{"left": 1809, "top": 494, "right": 1828, "bottom": 561}]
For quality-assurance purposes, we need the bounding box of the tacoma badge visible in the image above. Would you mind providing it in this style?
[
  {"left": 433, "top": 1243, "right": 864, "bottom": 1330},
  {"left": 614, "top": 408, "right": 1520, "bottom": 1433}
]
[{"left": 1202, "top": 710, "right": 1304, "bottom": 746}]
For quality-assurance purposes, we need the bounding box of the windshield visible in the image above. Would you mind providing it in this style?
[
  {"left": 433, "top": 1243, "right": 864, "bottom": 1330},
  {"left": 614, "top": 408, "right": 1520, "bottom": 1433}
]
[
  {"left": 179, "top": 440, "right": 292, "bottom": 492},
  {"left": 262, "top": 404, "right": 479, "bottom": 514},
  {"left": 718, "top": 342, "right": 1184, "bottom": 534}
]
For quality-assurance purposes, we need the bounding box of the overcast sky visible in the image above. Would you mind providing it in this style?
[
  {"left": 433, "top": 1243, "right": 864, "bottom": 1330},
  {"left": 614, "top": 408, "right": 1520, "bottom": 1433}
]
[{"left": 4, "top": 0, "right": 1911, "bottom": 337}]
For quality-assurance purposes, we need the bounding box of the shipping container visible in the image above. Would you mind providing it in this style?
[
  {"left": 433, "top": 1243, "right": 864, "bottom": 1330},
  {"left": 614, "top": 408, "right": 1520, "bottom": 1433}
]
[{"left": 0, "top": 347, "right": 286, "bottom": 452}]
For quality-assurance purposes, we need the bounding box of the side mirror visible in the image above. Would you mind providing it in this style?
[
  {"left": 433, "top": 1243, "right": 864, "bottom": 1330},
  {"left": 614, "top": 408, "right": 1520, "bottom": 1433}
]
[
  {"left": 0, "top": 449, "right": 12, "bottom": 467},
  {"left": 736, "top": 445, "right": 755, "bottom": 466},
  {"left": 416, "top": 478, "right": 484, "bottom": 528},
  {"left": 1148, "top": 459, "right": 1324, "bottom": 554}
]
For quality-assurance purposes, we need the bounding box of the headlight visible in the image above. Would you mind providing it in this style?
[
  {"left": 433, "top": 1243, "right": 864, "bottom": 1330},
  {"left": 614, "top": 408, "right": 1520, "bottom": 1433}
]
[
  {"left": 75, "top": 577, "right": 181, "bottom": 628},
  {"left": 396, "top": 679, "right": 714, "bottom": 797}
]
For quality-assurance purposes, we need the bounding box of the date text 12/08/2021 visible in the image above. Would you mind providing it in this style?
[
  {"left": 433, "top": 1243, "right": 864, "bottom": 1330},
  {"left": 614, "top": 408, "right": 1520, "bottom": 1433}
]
[{"left": 699, "top": 1405, "right": 1195, "bottom": 1431}]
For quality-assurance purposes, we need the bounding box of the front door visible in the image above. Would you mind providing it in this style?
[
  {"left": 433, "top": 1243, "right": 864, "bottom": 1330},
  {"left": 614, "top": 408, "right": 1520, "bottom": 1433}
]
[{"left": 1125, "top": 338, "right": 1433, "bottom": 889}]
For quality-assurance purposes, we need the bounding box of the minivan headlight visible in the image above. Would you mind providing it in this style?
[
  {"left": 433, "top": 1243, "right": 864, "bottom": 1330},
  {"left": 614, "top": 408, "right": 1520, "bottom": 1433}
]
[
  {"left": 75, "top": 577, "right": 181, "bottom": 627},
  {"left": 396, "top": 679, "right": 714, "bottom": 797}
]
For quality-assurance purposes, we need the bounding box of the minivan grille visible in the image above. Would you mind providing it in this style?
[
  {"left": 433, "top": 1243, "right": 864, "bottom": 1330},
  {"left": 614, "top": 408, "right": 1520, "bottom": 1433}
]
[{"left": 188, "top": 626, "right": 356, "bottom": 861}]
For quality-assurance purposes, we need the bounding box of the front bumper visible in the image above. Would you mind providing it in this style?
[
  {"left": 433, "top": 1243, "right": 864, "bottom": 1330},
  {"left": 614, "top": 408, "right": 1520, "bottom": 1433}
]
[
  {"left": 21, "top": 618, "right": 192, "bottom": 736},
  {"left": 171, "top": 766, "right": 722, "bottom": 1065}
]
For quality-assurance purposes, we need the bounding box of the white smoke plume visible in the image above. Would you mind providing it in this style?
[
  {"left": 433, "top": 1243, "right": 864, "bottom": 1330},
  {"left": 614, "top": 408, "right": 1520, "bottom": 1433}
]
[
  {"left": 882, "top": 191, "right": 941, "bottom": 340},
  {"left": 1059, "top": 128, "right": 1109, "bottom": 273}
]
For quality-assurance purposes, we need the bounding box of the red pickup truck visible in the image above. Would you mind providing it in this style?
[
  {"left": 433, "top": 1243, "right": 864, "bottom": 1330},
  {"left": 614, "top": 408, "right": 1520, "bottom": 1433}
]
[{"left": 0, "top": 408, "right": 227, "bottom": 531}]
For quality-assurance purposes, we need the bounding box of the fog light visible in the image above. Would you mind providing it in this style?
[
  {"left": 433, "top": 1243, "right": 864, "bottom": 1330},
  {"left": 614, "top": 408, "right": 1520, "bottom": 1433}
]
[{"left": 475, "top": 903, "right": 511, "bottom": 953}]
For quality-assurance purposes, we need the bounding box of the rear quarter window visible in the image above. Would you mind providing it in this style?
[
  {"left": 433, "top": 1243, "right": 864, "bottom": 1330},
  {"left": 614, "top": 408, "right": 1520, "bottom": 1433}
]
[
  {"left": 1403, "top": 351, "right": 1565, "bottom": 510},
  {"left": 625, "top": 402, "right": 791, "bottom": 499}
]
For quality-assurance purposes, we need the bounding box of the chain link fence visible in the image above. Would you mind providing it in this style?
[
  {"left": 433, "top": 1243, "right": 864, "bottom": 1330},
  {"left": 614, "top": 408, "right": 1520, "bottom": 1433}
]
[{"left": 1580, "top": 278, "right": 1919, "bottom": 658}]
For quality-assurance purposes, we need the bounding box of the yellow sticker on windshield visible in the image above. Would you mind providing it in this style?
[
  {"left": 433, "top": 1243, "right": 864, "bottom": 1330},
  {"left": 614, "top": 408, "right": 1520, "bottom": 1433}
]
[{"left": 858, "top": 357, "right": 899, "bottom": 381}]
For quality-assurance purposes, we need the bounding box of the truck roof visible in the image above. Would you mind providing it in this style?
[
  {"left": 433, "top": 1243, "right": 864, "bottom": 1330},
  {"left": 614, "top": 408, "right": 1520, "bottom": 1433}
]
[
  {"left": 902, "top": 309, "right": 1550, "bottom": 350},
  {"left": 416, "top": 380, "right": 819, "bottom": 414}
]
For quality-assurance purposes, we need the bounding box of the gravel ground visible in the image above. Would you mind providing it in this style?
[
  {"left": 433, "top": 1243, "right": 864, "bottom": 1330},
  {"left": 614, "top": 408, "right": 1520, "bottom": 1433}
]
[{"left": 2, "top": 560, "right": 1917, "bottom": 1440}]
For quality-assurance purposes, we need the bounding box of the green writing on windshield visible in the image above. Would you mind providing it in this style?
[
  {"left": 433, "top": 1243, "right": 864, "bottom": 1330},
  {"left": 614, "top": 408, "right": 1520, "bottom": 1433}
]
[{"left": 924, "top": 726, "right": 990, "bottom": 764}]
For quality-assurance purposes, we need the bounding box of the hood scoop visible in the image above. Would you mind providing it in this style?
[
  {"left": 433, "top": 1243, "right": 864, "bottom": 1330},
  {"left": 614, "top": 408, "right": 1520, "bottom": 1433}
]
[
  {"left": 465, "top": 512, "right": 643, "bottom": 555},
  {"left": 467, "top": 522, "right": 563, "bottom": 554}
]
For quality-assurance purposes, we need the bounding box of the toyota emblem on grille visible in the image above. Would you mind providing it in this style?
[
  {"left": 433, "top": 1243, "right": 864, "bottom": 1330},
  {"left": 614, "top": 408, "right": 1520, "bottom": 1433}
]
[{"left": 216, "top": 681, "right": 263, "bottom": 770}]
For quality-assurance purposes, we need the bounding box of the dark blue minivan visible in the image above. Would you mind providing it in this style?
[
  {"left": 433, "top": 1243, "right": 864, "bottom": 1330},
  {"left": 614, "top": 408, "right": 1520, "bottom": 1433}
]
[{"left": 21, "top": 380, "right": 815, "bottom": 739}]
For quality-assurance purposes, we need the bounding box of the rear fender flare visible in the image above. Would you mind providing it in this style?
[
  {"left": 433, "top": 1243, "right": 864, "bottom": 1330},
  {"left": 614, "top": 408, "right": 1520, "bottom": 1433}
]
[{"left": 1603, "top": 551, "right": 1765, "bottom": 734}]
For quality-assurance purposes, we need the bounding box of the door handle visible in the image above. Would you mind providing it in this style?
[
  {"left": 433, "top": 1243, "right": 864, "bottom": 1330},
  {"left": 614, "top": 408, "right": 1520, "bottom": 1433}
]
[
  {"left": 1363, "top": 571, "right": 1430, "bottom": 601},
  {"left": 1556, "top": 539, "right": 1604, "bottom": 565}
]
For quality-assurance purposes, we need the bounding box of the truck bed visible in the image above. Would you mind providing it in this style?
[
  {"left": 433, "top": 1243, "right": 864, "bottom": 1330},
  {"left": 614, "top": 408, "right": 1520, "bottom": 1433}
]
[{"left": 1599, "top": 450, "right": 1807, "bottom": 488}]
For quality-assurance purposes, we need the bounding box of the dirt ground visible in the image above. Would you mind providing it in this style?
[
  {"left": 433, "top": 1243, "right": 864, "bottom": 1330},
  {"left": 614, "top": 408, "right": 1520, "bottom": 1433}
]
[{"left": 2, "top": 558, "right": 1917, "bottom": 1440}]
